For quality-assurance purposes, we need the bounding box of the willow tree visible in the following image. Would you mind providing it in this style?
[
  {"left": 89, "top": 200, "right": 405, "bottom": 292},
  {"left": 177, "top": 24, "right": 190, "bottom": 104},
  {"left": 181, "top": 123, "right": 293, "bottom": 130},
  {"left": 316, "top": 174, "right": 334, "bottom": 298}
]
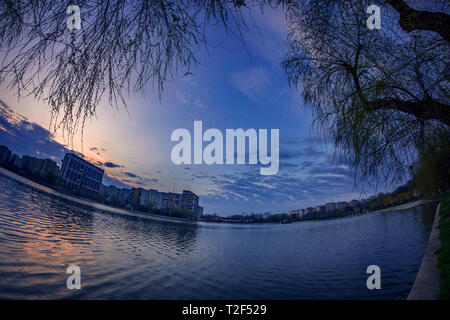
[
  {"left": 0, "top": 0, "right": 265, "bottom": 143},
  {"left": 1, "top": 0, "right": 449, "bottom": 189},
  {"left": 282, "top": 0, "right": 449, "bottom": 188}
]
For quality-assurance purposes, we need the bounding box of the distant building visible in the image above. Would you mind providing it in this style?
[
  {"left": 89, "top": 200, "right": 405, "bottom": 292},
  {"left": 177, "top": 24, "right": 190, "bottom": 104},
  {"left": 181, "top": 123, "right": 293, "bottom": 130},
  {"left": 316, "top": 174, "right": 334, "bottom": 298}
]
[
  {"left": 7, "top": 154, "right": 20, "bottom": 169},
  {"left": 38, "top": 158, "right": 58, "bottom": 180},
  {"left": 100, "top": 184, "right": 133, "bottom": 206},
  {"left": 168, "top": 192, "right": 182, "bottom": 209},
  {"left": 289, "top": 209, "right": 304, "bottom": 217},
  {"left": 336, "top": 201, "right": 347, "bottom": 209},
  {"left": 348, "top": 199, "right": 359, "bottom": 207},
  {"left": 140, "top": 188, "right": 161, "bottom": 209},
  {"left": 100, "top": 182, "right": 202, "bottom": 216},
  {"left": 160, "top": 192, "right": 169, "bottom": 209},
  {"left": 325, "top": 202, "right": 336, "bottom": 212},
  {"left": 116, "top": 188, "right": 132, "bottom": 206},
  {"left": 18, "top": 155, "right": 32, "bottom": 172},
  {"left": 13, "top": 154, "right": 58, "bottom": 182},
  {"left": 99, "top": 184, "right": 119, "bottom": 204},
  {"left": 60, "top": 153, "right": 104, "bottom": 194},
  {"left": 181, "top": 190, "right": 199, "bottom": 212},
  {"left": 0, "top": 145, "right": 12, "bottom": 166},
  {"left": 131, "top": 188, "right": 144, "bottom": 207},
  {"left": 137, "top": 188, "right": 200, "bottom": 215},
  {"left": 315, "top": 205, "right": 326, "bottom": 212},
  {"left": 100, "top": 184, "right": 117, "bottom": 198},
  {"left": 196, "top": 206, "right": 204, "bottom": 218}
]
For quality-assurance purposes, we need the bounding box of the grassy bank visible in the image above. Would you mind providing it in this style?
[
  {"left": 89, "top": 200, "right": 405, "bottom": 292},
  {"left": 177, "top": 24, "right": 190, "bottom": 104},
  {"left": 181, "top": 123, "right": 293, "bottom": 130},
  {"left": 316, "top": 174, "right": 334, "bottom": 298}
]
[{"left": 438, "top": 194, "right": 450, "bottom": 299}]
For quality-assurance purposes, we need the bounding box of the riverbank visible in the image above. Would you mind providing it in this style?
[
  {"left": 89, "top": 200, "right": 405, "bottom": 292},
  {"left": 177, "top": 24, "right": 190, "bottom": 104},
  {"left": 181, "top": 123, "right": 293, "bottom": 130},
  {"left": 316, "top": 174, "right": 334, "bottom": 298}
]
[
  {"left": 0, "top": 166, "right": 436, "bottom": 226},
  {"left": 407, "top": 202, "right": 441, "bottom": 300},
  {"left": 0, "top": 172, "right": 436, "bottom": 300},
  {"left": 0, "top": 167, "right": 198, "bottom": 226},
  {"left": 375, "top": 199, "right": 437, "bottom": 213}
]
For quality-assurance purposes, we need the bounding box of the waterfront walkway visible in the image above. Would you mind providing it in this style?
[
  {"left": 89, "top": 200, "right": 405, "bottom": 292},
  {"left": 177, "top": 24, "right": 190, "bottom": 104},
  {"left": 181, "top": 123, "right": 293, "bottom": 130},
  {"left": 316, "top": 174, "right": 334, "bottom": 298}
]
[
  {"left": 407, "top": 202, "right": 441, "bottom": 300},
  {"left": 376, "top": 200, "right": 435, "bottom": 213}
]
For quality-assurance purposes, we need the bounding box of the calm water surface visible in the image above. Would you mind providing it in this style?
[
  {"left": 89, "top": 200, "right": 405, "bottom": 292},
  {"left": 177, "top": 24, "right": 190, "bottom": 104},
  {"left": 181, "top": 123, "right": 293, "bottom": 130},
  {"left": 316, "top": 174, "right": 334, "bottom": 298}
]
[{"left": 0, "top": 174, "right": 437, "bottom": 299}]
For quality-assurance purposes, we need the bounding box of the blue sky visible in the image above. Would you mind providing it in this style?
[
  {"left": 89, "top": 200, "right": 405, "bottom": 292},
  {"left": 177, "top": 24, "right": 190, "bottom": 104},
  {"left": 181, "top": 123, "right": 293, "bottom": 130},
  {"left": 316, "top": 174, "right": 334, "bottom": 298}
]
[{"left": 0, "top": 7, "right": 375, "bottom": 215}]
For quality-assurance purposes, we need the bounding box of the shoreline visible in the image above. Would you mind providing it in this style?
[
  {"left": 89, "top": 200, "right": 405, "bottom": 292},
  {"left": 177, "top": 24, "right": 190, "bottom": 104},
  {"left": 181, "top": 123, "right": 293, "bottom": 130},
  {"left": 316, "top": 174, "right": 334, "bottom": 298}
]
[
  {"left": 0, "top": 167, "right": 198, "bottom": 226},
  {"left": 0, "top": 167, "right": 436, "bottom": 226},
  {"left": 375, "top": 200, "right": 435, "bottom": 213},
  {"left": 407, "top": 202, "right": 441, "bottom": 300}
]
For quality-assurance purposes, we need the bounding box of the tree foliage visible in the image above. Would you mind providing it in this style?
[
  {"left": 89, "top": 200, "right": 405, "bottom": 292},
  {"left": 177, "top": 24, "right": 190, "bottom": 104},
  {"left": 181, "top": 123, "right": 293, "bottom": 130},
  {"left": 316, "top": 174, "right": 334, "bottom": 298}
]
[
  {"left": 0, "top": 0, "right": 267, "bottom": 143},
  {"left": 0, "top": 0, "right": 449, "bottom": 189},
  {"left": 413, "top": 128, "right": 450, "bottom": 197},
  {"left": 282, "top": 0, "right": 449, "bottom": 188}
]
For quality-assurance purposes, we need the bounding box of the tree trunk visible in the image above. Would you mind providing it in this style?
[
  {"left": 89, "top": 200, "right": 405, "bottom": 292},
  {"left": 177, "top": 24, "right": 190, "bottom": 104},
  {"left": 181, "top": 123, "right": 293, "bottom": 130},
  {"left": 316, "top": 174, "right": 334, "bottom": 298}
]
[{"left": 387, "top": 0, "right": 450, "bottom": 43}]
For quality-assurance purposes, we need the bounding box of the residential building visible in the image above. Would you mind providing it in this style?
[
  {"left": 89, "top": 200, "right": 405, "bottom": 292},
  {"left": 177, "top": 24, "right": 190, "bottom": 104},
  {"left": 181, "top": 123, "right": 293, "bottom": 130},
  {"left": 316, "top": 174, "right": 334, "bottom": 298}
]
[
  {"left": 315, "top": 205, "right": 326, "bottom": 212},
  {"left": 336, "top": 201, "right": 347, "bottom": 209},
  {"left": 131, "top": 188, "right": 144, "bottom": 207},
  {"left": 325, "top": 202, "right": 336, "bottom": 212},
  {"left": 196, "top": 206, "right": 204, "bottom": 218},
  {"left": 140, "top": 188, "right": 162, "bottom": 209},
  {"left": 181, "top": 190, "right": 199, "bottom": 212},
  {"left": 117, "top": 188, "right": 132, "bottom": 206},
  {"left": 14, "top": 155, "right": 58, "bottom": 182},
  {"left": 348, "top": 199, "right": 359, "bottom": 207},
  {"left": 7, "top": 153, "right": 19, "bottom": 169},
  {"left": 99, "top": 184, "right": 119, "bottom": 203},
  {"left": 289, "top": 209, "right": 304, "bottom": 218},
  {"left": 0, "top": 145, "right": 11, "bottom": 166},
  {"left": 160, "top": 192, "right": 169, "bottom": 210},
  {"left": 100, "top": 184, "right": 133, "bottom": 206},
  {"left": 60, "top": 153, "right": 104, "bottom": 194},
  {"left": 38, "top": 158, "right": 58, "bottom": 180},
  {"left": 168, "top": 192, "right": 183, "bottom": 209}
]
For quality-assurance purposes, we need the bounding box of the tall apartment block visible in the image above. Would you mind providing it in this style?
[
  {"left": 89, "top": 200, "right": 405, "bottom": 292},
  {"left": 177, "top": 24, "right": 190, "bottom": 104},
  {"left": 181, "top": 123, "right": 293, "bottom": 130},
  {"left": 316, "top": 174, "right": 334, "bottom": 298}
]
[
  {"left": 140, "top": 189, "right": 162, "bottom": 209},
  {"left": 181, "top": 190, "right": 199, "bottom": 212},
  {"left": 137, "top": 188, "right": 201, "bottom": 216},
  {"left": 60, "top": 153, "right": 104, "bottom": 194}
]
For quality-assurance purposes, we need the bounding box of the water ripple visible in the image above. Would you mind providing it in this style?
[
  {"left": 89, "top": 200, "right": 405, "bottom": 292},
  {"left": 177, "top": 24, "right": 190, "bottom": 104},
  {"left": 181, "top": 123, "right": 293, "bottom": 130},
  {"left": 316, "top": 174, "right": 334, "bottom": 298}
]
[{"left": 0, "top": 174, "right": 437, "bottom": 299}]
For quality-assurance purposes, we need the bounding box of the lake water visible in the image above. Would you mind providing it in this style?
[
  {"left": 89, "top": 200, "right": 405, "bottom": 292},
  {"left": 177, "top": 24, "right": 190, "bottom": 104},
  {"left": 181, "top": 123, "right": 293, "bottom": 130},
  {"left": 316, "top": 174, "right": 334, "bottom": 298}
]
[{"left": 0, "top": 173, "right": 437, "bottom": 299}]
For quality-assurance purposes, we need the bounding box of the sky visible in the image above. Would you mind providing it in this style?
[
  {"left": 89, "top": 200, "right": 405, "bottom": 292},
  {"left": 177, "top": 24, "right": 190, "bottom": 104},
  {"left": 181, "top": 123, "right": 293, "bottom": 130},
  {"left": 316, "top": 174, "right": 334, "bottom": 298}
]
[{"left": 0, "top": 7, "right": 376, "bottom": 215}]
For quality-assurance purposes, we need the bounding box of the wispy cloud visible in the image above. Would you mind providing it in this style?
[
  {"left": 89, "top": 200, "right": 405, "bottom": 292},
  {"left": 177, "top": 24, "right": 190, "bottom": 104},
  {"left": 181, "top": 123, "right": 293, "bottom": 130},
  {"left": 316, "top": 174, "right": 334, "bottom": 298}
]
[
  {"left": 231, "top": 66, "right": 270, "bottom": 102},
  {"left": 123, "top": 171, "right": 139, "bottom": 178},
  {"left": 0, "top": 99, "right": 69, "bottom": 160},
  {"left": 102, "top": 161, "right": 123, "bottom": 168}
]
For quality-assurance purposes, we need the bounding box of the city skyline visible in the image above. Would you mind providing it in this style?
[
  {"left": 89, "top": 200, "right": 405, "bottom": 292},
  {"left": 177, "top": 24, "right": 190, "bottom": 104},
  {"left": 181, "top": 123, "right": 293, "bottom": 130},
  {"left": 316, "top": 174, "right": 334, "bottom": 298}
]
[
  {"left": 0, "top": 144, "right": 204, "bottom": 218},
  {"left": 0, "top": 140, "right": 386, "bottom": 219}
]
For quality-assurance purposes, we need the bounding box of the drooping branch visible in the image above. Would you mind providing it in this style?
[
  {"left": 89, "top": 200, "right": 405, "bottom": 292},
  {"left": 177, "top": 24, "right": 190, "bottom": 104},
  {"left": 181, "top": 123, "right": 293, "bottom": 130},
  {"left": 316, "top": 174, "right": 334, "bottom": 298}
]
[
  {"left": 367, "top": 98, "right": 450, "bottom": 126},
  {"left": 343, "top": 44, "right": 450, "bottom": 127},
  {"left": 386, "top": 0, "right": 450, "bottom": 43}
]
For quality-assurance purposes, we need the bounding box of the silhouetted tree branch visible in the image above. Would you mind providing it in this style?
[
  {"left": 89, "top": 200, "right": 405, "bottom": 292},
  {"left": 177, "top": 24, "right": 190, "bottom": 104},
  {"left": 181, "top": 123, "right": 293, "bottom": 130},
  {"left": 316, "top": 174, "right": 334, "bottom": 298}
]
[
  {"left": 0, "top": 0, "right": 269, "bottom": 144},
  {"left": 386, "top": 0, "right": 450, "bottom": 43},
  {"left": 0, "top": 0, "right": 449, "bottom": 190},
  {"left": 282, "top": 0, "right": 449, "bottom": 188}
]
